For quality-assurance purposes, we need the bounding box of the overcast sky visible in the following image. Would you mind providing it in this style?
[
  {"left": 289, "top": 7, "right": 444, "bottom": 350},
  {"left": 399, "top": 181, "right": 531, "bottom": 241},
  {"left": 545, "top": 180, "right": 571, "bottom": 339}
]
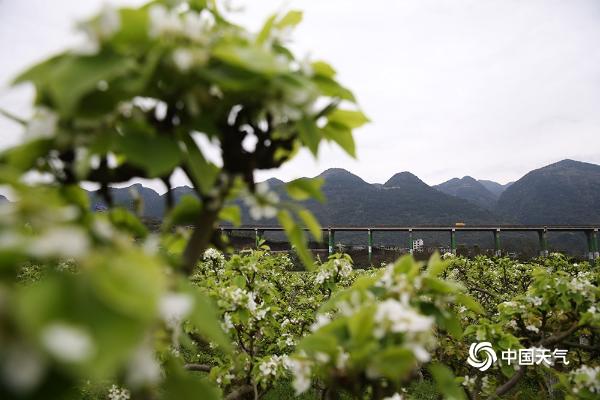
[{"left": 1, "top": 0, "right": 600, "bottom": 190}]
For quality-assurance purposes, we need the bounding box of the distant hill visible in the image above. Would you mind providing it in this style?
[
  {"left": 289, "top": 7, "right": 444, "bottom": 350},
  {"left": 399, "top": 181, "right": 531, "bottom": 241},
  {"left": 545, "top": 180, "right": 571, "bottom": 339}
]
[
  {"left": 478, "top": 180, "right": 513, "bottom": 197},
  {"left": 268, "top": 169, "right": 499, "bottom": 227},
  {"left": 497, "top": 159, "right": 600, "bottom": 224},
  {"left": 85, "top": 159, "right": 600, "bottom": 230},
  {"left": 88, "top": 183, "right": 164, "bottom": 218},
  {"left": 434, "top": 176, "right": 498, "bottom": 210}
]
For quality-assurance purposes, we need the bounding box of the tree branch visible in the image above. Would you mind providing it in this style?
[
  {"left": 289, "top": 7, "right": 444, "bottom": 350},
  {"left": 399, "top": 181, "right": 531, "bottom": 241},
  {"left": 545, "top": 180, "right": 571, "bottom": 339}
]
[
  {"left": 494, "top": 366, "right": 526, "bottom": 397},
  {"left": 184, "top": 363, "right": 212, "bottom": 372},
  {"left": 225, "top": 385, "right": 254, "bottom": 400}
]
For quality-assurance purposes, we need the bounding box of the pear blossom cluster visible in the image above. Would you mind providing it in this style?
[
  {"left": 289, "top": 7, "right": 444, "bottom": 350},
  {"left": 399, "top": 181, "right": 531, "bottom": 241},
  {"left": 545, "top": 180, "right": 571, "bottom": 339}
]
[
  {"left": 107, "top": 384, "right": 131, "bottom": 400},
  {"left": 242, "top": 182, "right": 279, "bottom": 221},
  {"left": 566, "top": 365, "right": 600, "bottom": 395},
  {"left": 314, "top": 255, "right": 354, "bottom": 285}
]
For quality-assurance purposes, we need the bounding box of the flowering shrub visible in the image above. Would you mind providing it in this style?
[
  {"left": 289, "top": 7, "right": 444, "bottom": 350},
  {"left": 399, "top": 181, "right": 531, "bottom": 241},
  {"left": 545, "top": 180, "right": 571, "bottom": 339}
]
[
  {"left": 185, "top": 249, "right": 357, "bottom": 398},
  {"left": 440, "top": 254, "right": 600, "bottom": 399},
  {"left": 287, "top": 254, "right": 480, "bottom": 399}
]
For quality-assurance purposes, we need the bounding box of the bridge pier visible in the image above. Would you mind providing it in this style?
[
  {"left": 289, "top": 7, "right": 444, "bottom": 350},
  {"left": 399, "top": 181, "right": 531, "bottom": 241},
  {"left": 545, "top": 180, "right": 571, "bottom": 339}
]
[
  {"left": 328, "top": 229, "right": 335, "bottom": 256},
  {"left": 593, "top": 229, "right": 600, "bottom": 262},
  {"left": 586, "top": 229, "right": 599, "bottom": 262},
  {"left": 494, "top": 229, "right": 501, "bottom": 257},
  {"left": 450, "top": 229, "right": 457, "bottom": 254},
  {"left": 538, "top": 229, "right": 548, "bottom": 257},
  {"left": 408, "top": 229, "right": 413, "bottom": 255},
  {"left": 368, "top": 229, "right": 373, "bottom": 265},
  {"left": 255, "top": 228, "right": 264, "bottom": 248}
]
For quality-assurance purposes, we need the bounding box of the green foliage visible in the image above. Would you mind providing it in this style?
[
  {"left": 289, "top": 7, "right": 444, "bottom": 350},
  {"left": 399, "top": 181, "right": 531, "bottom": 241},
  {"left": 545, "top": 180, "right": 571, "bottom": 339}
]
[{"left": 0, "top": 0, "right": 368, "bottom": 398}]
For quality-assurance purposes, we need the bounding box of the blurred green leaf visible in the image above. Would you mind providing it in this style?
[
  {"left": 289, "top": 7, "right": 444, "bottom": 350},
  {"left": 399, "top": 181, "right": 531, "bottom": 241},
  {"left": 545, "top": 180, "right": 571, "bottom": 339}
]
[
  {"left": 297, "top": 117, "right": 321, "bottom": 156},
  {"left": 297, "top": 209, "right": 322, "bottom": 242},
  {"left": 278, "top": 209, "right": 313, "bottom": 269},
  {"left": 369, "top": 347, "right": 415, "bottom": 380},
  {"left": 275, "top": 10, "right": 303, "bottom": 29},
  {"left": 286, "top": 177, "right": 324, "bottom": 202},
  {"left": 219, "top": 205, "right": 241, "bottom": 226},
  {"left": 118, "top": 127, "right": 181, "bottom": 178},
  {"left": 322, "top": 122, "right": 356, "bottom": 158},
  {"left": 165, "top": 195, "right": 201, "bottom": 228},
  {"left": 328, "top": 109, "right": 369, "bottom": 129},
  {"left": 428, "top": 363, "right": 467, "bottom": 400}
]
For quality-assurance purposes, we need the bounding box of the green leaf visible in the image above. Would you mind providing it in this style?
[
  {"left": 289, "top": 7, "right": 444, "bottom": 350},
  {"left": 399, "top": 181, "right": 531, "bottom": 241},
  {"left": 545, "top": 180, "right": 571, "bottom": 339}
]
[
  {"left": 312, "top": 75, "right": 356, "bottom": 102},
  {"left": 213, "top": 43, "right": 286, "bottom": 75},
  {"left": 17, "top": 52, "right": 136, "bottom": 116},
  {"left": 298, "top": 333, "right": 337, "bottom": 354},
  {"left": 322, "top": 122, "right": 356, "bottom": 158},
  {"left": 256, "top": 14, "right": 277, "bottom": 45},
  {"left": 455, "top": 293, "right": 484, "bottom": 314},
  {"left": 164, "top": 195, "right": 201, "bottom": 228},
  {"left": 180, "top": 133, "right": 219, "bottom": 194},
  {"left": 108, "top": 208, "right": 148, "bottom": 238},
  {"left": 427, "top": 252, "right": 448, "bottom": 277},
  {"left": 0, "top": 139, "right": 53, "bottom": 171},
  {"left": 297, "top": 209, "right": 322, "bottom": 242},
  {"left": 312, "top": 61, "right": 336, "bottom": 78},
  {"left": 88, "top": 249, "right": 164, "bottom": 321},
  {"left": 286, "top": 177, "right": 325, "bottom": 202},
  {"left": 118, "top": 131, "right": 182, "bottom": 178},
  {"left": 219, "top": 205, "right": 241, "bottom": 226},
  {"left": 328, "top": 109, "right": 369, "bottom": 129},
  {"left": 110, "top": 8, "right": 150, "bottom": 51},
  {"left": 297, "top": 117, "right": 321, "bottom": 156},
  {"left": 162, "top": 359, "right": 220, "bottom": 400},
  {"left": 189, "top": 291, "right": 233, "bottom": 353},
  {"left": 428, "top": 363, "right": 467, "bottom": 400},
  {"left": 348, "top": 306, "right": 375, "bottom": 344},
  {"left": 278, "top": 209, "right": 313, "bottom": 269},
  {"left": 369, "top": 347, "right": 415, "bottom": 380},
  {"left": 276, "top": 10, "right": 303, "bottom": 29}
]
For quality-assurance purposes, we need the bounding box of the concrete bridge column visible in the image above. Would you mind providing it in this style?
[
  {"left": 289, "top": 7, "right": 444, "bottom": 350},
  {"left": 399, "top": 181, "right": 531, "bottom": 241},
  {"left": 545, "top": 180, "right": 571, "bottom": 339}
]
[
  {"left": 368, "top": 229, "right": 373, "bottom": 265},
  {"left": 494, "top": 229, "right": 501, "bottom": 257},
  {"left": 538, "top": 229, "right": 548, "bottom": 257},
  {"left": 328, "top": 229, "right": 335, "bottom": 256},
  {"left": 450, "top": 229, "right": 457, "bottom": 255}
]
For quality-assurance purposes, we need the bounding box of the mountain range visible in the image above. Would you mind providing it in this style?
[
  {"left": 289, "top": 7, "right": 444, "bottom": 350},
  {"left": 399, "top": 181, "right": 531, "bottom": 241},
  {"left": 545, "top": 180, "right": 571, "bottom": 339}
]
[{"left": 86, "top": 159, "right": 600, "bottom": 227}]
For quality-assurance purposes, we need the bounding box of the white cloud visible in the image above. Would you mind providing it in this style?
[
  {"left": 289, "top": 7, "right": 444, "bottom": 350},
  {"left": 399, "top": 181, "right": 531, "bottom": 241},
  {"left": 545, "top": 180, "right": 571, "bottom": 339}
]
[{"left": 1, "top": 0, "right": 599, "bottom": 191}]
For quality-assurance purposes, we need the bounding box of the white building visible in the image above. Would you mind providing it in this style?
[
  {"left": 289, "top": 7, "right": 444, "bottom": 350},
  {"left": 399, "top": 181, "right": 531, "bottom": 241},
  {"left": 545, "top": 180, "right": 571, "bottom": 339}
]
[{"left": 412, "top": 239, "right": 424, "bottom": 252}]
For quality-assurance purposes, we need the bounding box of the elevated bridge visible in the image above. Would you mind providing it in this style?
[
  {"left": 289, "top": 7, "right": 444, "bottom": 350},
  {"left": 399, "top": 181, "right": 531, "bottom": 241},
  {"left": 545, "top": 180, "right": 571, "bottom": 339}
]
[{"left": 219, "top": 225, "right": 600, "bottom": 263}]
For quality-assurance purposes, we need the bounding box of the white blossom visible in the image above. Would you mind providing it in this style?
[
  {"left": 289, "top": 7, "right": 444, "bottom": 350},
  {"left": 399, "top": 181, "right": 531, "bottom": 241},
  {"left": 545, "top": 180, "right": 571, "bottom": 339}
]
[
  {"left": 126, "top": 345, "right": 161, "bottom": 387},
  {"left": 25, "top": 108, "right": 59, "bottom": 141},
  {"left": 159, "top": 293, "right": 194, "bottom": 328},
  {"left": 222, "top": 313, "right": 234, "bottom": 330},
  {"left": 149, "top": 5, "right": 182, "bottom": 37},
  {"left": 108, "top": 384, "right": 131, "bottom": 400},
  {"left": 374, "top": 299, "right": 434, "bottom": 337},
  {"left": 244, "top": 183, "right": 279, "bottom": 220},
  {"left": 1, "top": 345, "right": 45, "bottom": 393},
  {"left": 411, "top": 344, "right": 431, "bottom": 362},
  {"left": 172, "top": 48, "right": 195, "bottom": 71},
  {"left": 285, "top": 358, "right": 312, "bottom": 394},
  {"left": 310, "top": 314, "right": 331, "bottom": 332},
  {"left": 41, "top": 323, "right": 94, "bottom": 363},
  {"left": 30, "top": 226, "right": 90, "bottom": 259},
  {"left": 98, "top": 4, "right": 121, "bottom": 38},
  {"left": 382, "top": 394, "right": 403, "bottom": 400}
]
